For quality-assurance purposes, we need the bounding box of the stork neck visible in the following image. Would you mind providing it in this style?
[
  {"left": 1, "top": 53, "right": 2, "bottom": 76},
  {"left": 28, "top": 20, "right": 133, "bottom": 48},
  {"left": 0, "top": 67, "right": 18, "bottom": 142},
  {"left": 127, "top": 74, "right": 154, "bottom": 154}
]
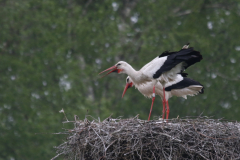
[
  {"left": 124, "top": 65, "right": 137, "bottom": 77},
  {"left": 125, "top": 66, "right": 146, "bottom": 84}
]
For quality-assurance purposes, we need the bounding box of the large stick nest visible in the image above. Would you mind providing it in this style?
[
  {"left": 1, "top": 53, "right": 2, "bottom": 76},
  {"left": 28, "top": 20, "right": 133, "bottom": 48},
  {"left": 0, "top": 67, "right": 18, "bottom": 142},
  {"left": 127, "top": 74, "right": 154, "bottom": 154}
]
[{"left": 52, "top": 115, "right": 240, "bottom": 160}]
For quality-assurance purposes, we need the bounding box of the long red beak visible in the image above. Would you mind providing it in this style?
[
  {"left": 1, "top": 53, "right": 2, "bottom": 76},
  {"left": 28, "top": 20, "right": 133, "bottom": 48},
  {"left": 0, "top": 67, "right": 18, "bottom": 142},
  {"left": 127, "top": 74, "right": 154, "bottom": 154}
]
[
  {"left": 122, "top": 82, "right": 133, "bottom": 98},
  {"left": 99, "top": 66, "right": 123, "bottom": 78},
  {"left": 99, "top": 66, "right": 118, "bottom": 78}
]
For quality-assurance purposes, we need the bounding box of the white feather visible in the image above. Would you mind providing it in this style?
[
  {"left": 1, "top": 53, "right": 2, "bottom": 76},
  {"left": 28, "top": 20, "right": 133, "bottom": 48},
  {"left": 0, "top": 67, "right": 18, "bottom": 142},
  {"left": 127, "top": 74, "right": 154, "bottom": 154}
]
[
  {"left": 141, "top": 56, "right": 168, "bottom": 79},
  {"left": 164, "top": 74, "right": 183, "bottom": 88},
  {"left": 127, "top": 76, "right": 202, "bottom": 101}
]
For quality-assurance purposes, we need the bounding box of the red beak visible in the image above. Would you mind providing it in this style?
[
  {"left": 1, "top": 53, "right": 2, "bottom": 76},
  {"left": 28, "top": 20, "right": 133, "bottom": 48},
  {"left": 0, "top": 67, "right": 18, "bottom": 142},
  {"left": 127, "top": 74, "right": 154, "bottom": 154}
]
[
  {"left": 99, "top": 66, "right": 123, "bottom": 78},
  {"left": 99, "top": 66, "right": 118, "bottom": 78},
  {"left": 122, "top": 82, "right": 133, "bottom": 98}
]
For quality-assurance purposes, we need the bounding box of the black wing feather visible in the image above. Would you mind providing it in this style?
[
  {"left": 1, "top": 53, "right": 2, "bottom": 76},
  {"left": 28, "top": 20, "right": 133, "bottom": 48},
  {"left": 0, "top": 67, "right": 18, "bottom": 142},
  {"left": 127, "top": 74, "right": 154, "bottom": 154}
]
[
  {"left": 153, "top": 47, "right": 202, "bottom": 79},
  {"left": 158, "top": 50, "right": 176, "bottom": 58},
  {"left": 179, "top": 72, "right": 188, "bottom": 77},
  {"left": 165, "top": 77, "right": 204, "bottom": 94}
]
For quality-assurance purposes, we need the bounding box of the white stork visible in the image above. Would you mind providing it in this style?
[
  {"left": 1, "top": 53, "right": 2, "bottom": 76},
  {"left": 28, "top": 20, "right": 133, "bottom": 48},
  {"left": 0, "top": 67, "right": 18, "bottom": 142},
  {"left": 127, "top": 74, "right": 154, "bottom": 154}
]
[
  {"left": 99, "top": 44, "right": 202, "bottom": 120},
  {"left": 122, "top": 74, "right": 204, "bottom": 120}
]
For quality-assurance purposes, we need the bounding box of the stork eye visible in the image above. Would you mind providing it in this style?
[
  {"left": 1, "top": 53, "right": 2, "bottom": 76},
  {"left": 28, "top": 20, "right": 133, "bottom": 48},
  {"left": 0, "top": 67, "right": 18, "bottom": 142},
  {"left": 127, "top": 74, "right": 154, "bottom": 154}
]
[
  {"left": 117, "top": 63, "right": 121, "bottom": 66},
  {"left": 127, "top": 78, "right": 129, "bottom": 82}
]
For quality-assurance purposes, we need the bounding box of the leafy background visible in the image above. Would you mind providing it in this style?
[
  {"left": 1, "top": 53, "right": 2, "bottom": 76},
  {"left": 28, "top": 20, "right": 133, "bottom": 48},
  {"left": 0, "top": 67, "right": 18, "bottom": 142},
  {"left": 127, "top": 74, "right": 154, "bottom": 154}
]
[{"left": 0, "top": 0, "right": 240, "bottom": 159}]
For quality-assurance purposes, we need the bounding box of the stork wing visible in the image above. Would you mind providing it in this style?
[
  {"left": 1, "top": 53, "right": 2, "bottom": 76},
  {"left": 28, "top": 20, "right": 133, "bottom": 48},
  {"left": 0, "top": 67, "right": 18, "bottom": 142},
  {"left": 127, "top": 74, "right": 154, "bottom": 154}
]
[
  {"left": 165, "top": 77, "right": 204, "bottom": 94},
  {"left": 152, "top": 48, "right": 202, "bottom": 79}
]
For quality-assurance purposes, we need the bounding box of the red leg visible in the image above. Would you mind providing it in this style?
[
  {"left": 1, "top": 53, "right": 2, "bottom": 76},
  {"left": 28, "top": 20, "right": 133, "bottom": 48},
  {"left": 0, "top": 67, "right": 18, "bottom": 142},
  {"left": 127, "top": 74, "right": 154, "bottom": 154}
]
[
  {"left": 162, "top": 87, "right": 166, "bottom": 119},
  {"left": 162, "top": 100, "right": 165, "bottom": 119},
  {"left": 166, "top": 100, "right": 170, "bottom": 120},
  {"left": 148, "top": 85, "right": 155, "bottom": 121}
]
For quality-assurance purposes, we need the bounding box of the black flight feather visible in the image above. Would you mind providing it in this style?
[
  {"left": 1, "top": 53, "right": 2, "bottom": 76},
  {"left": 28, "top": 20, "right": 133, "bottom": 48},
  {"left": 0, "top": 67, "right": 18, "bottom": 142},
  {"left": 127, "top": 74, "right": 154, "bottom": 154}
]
[
  {"left": 165, "top": 78, "right": 204, "bottom": 94},
  {"left": 153, "top": 47, "right": 202, "bottom": 79}
]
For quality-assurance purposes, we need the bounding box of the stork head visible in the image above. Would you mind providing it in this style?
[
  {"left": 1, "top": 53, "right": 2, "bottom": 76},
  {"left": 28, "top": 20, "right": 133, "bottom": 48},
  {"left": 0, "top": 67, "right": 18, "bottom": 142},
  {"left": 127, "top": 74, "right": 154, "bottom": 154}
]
[
  {"left": 98, "top": 61, "right": 129, "bottom": 78},
  {"left": 122, "top": 76, "right": 134, "bottom": 98}
]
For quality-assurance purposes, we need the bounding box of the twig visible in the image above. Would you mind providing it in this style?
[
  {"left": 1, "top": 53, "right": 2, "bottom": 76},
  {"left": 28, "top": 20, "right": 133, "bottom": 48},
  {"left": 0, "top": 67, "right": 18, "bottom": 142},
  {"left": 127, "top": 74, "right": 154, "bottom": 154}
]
[
  {"left": 105, "top": 139, "right": 117, "bottom": 151},
  {"left": 91, "top": 127, "right": 107, "bottom": 156},
  {"left": 51, "top": 152, "right": 64, "bottom": 160},
  {"left": 59, "top": 108, "right": 69, "bottom": 122},
  {"left": 151, "top": 131, "right": 182, "bottom": 142}
]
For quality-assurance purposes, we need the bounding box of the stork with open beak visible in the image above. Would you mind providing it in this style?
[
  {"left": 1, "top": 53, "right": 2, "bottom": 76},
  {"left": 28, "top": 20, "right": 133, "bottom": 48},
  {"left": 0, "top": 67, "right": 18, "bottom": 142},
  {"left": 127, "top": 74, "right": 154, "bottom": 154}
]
[{"left": 99, "top": 44, "right": 202, "bottom": 120}]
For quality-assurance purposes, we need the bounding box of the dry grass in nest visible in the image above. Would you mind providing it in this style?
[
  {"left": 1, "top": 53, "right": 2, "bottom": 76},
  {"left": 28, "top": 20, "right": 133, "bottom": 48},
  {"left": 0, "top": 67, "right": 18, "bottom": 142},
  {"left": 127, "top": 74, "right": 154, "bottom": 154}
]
[{"left": 52, "top": 114, "right": 240, "bottom": 160}]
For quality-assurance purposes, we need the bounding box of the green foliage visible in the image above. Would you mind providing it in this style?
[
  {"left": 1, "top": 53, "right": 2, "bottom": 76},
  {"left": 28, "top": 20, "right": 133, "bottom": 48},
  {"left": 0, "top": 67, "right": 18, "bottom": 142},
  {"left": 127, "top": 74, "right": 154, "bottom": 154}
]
[{"left": 0, "top": 0, "right": 240, "bottom": 159}]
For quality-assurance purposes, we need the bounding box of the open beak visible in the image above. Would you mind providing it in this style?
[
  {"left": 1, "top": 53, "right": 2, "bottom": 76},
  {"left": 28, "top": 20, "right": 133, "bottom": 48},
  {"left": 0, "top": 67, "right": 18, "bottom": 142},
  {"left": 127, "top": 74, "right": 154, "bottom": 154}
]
[
  {"left": 122, "top": 82, "right": 133, "bottom": 98},
  {"left": 99, "top": 66, "right": 122, "bottom": 78}
]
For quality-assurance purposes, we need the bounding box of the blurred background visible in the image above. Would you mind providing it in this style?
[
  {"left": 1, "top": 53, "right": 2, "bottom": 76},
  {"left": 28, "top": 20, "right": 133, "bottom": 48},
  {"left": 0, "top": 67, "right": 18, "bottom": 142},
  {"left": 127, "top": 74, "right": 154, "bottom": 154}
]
[{"left": 1, "top": 0, "right": 240, "bottom": 159}]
